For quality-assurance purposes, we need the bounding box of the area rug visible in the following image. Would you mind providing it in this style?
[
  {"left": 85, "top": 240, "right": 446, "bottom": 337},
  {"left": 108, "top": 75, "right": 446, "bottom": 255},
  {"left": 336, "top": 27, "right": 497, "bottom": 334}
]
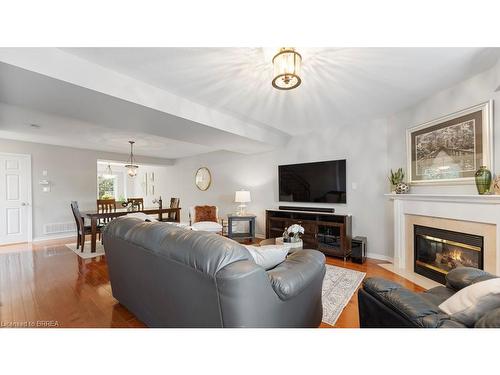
[
  {"left": 65, "top": 242, "right": 105, "bottom": 259},
  {"left": 322, "top": 264, "right": 366, "bottom": 326}
]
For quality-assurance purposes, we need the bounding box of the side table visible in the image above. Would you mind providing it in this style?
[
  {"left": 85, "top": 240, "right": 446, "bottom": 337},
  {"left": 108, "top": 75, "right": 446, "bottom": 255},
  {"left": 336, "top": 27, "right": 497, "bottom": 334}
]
[{"left": 227, "top": 214, "right": 256, "bottom": 241}]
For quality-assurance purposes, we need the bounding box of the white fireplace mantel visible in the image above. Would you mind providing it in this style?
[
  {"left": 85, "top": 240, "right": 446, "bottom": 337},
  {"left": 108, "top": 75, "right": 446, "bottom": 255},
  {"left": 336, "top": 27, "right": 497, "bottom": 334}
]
[
  {"left": 385, "top": 193, "right": 500, "bottom": 204},
  {"left": 387, "top": 193, "right": 500, "bottom": 283}
]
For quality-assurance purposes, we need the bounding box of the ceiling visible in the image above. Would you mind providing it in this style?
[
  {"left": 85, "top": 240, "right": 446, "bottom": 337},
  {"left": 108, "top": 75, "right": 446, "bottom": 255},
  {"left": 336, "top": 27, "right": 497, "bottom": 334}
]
[
  {"left": 1, "top": 47, "right": 499, "bottom": 159},
  {"left": 0, "top": 60, "right": 281, "bottom": 159},
  {"left": 62, "top": 47, "right": 500, "bottom": 134}
]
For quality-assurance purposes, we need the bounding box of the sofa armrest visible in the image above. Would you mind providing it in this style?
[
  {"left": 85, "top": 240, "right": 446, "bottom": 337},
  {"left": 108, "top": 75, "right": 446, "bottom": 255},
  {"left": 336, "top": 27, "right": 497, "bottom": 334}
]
[
  {"left": 267, "top": 250, "right": 325, "bottom": 300},
  {"left": 362, "top": 277, "right": 442, "bottom": 327},
  {"left": 445, "top": 267, "right": 497, "bottom": 291}
]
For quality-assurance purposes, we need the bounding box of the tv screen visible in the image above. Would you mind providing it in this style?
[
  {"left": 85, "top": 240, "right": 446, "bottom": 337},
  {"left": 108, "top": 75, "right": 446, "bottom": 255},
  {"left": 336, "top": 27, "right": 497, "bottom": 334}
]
[{"left": 279, "top": 160, "right": 347, "bottom": 203}]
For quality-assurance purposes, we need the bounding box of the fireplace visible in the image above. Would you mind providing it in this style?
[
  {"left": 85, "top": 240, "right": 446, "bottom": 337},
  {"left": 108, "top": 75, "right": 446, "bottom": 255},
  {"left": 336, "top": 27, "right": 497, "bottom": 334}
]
[{"left": 414, "top": 225, "right": 484, "bottom": 284}]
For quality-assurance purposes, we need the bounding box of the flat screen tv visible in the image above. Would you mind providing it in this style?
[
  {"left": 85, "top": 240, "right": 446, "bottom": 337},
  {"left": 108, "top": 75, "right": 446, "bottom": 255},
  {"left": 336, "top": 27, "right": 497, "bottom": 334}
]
[{"left": 279, "top": 159, "right": 347, "bottom": 203}]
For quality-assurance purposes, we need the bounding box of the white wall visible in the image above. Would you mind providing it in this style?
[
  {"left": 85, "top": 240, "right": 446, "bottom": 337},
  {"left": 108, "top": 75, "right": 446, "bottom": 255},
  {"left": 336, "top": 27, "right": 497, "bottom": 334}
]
[
  {"left": 170, "top": 118, "right": 391, "bottom": 260},
  {"left": 384, "top": 60, "right": 500, "bottom": 255},
  {"left": 0, "top": 138, "right": 173, "bottom": 241},
  {"left": 170, "top": 60, "right": 500, "bottom": 261},
  {"left": 131, "top": 165, "right": 172, "bottom": 206},
  {"left": 387, "top": 60, "right": 500, "bottom": 194},
  {"left": 3, "top": 60, "right": 499, "bottom": 258}
]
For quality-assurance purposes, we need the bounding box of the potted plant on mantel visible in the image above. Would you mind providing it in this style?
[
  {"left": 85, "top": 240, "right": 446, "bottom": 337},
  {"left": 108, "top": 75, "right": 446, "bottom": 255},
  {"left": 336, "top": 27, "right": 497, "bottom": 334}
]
[{"left": 388, "top": 168, "right": 410, "bottom": 194}]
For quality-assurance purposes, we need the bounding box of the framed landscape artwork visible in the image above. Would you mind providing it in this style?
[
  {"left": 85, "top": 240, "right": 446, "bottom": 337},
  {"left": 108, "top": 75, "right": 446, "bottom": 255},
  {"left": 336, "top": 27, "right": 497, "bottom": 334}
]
[{"left": 407, "top": 101, "right": 493, "bottom": 185}]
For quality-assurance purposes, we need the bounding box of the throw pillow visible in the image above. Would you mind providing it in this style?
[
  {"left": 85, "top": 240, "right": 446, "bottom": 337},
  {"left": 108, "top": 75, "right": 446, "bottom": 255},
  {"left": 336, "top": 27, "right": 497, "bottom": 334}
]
[
  {"left": 194, "top": 205, "right": 217, "bottom": 223},
  {"left": 438, "top": 277, "right": 500, "bottom": 327},
  {"left": 245, "top": 244, "right": 289, "bottom": 270}
]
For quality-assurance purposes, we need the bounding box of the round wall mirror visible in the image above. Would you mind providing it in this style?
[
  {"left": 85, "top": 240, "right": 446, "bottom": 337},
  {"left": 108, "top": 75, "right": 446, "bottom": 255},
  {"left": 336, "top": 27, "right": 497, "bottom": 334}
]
[{"left": 195, "top": 167, "right": 212, "bottom": 191}]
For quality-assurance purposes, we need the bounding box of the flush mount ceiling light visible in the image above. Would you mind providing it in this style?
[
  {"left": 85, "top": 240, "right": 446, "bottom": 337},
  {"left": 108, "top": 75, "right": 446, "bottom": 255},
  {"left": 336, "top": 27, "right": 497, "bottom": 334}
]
[
  {"left": 272, "top": 47, "right": 302, "bottom": 90},
  {"left": 125, "top": 140, "right": 139, "bottom": 177}
]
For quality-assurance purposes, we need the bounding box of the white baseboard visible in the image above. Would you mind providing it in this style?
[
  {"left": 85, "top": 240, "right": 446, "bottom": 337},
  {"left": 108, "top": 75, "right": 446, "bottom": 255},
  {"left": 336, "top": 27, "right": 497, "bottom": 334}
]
[
  {"left": 32, "top": 232, "right": 76, "bottom": 243},
  {"left": 366, "top": 252, "right": 393, "bottom": 262}
]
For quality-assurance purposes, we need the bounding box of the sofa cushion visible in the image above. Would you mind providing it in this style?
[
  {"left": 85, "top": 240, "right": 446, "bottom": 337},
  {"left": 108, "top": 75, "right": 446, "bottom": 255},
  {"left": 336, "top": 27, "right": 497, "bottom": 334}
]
[
  {"left": 439, "top": 278, "right": 500, "bottom": 327},
  {"left": 244, "top": 244, "right": 289, "bottom": 270},
  {"left": 194, "top": 205, "right": 217, "bottom": 223},
  {"left": 421, "top": 286, "right": 456, "bottom": 306},
  {"left": 445, "top": 267, "right": 497, "bottom": 291},
  {"left": 191, "top": 221, "right": 222, "bottom": 232},
  {"left": 105, "top": 217, "right": 250, "bottom": 277}
]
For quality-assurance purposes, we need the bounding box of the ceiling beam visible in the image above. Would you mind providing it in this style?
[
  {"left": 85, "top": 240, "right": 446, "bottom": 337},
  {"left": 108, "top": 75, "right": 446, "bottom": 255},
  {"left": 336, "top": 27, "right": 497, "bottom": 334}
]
[{"left": 0, "top": 48, "right": 289, "bottom": 152}]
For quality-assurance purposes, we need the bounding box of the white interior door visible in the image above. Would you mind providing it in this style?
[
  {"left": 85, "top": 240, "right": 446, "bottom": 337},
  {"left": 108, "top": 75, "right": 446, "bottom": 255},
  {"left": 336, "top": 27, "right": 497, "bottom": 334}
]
[{"left": 0, "top": 153, "right": 32, "bottom": 245}]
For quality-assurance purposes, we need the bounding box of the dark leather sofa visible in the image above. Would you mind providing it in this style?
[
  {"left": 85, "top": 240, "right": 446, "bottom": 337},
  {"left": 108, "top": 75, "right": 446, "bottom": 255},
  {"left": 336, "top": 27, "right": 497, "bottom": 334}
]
[
  {"left": 103, "top": 217, "right": 326, "bottom": 328},
  {"left": 358, "top": 267, "right": 500, "bottom": 328}
]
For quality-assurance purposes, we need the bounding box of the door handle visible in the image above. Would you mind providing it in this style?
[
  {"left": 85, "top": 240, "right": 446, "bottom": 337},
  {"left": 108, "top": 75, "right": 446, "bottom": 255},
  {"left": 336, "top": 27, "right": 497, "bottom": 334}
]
[{"left": 21, "top": 202, "right": 30, "bottom": 206}]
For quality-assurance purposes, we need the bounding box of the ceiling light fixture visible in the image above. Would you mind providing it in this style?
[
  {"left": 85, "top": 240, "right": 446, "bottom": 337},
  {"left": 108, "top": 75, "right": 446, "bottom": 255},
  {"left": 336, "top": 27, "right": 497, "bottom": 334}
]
[
  {"left": 125, "top": 141, "right": 139, "bottom": 177},
  {"left": 272, "top": 47, "right": 302, "bottom": 90}
]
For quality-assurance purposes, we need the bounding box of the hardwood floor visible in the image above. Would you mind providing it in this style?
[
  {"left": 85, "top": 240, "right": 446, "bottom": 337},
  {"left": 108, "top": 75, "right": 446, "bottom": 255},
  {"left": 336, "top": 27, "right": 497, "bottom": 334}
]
[{"left": 0, "top": 236, "right": 423, "bottom": 328}]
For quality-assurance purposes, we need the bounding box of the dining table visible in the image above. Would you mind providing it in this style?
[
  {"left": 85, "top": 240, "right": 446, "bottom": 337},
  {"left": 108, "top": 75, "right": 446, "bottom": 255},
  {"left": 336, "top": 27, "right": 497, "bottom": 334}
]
[{"left": 83, "top": 207, "right": 181, "bottom": 252}]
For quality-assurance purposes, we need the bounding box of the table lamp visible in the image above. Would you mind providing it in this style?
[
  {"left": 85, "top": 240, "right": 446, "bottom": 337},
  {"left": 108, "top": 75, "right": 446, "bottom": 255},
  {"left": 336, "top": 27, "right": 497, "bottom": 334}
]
[{"left": 234, "top": 190, "right": 251, "bottom": 215}]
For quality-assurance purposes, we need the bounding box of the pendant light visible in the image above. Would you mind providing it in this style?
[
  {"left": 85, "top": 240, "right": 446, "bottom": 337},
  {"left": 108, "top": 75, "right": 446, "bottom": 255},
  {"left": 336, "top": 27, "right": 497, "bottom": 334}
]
[
  {"left": 103, "top": 163, "right": 113, "bottom": 178},
  {"left": 125, "top": 141, "right": 139, "bottom": 177},
  {"left": 272, "top": 47, "right": 302, "bottom": 90}
]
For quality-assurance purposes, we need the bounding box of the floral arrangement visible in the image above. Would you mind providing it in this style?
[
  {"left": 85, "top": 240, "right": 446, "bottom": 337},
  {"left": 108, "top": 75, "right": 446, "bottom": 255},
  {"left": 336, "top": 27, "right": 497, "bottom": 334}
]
[{"left": 283, "top": 224, "right": 305, "bottom": 243}]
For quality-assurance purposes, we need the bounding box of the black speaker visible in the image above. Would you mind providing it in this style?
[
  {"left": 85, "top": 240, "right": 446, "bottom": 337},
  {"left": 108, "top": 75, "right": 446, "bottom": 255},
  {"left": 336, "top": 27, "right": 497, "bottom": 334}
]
[{"left": 351, "top": 236, "right": 367, "bottom": 264}]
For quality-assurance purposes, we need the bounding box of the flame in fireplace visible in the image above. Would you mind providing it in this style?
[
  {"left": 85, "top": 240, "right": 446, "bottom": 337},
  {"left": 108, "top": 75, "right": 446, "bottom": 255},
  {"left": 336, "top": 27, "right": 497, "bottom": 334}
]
[{"left": 448, "top": 248, "right": 464, "bottom": 263}]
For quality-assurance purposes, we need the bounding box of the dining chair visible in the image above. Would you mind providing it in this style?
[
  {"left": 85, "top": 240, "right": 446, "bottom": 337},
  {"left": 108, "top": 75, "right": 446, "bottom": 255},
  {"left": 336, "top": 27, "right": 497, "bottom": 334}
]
[
  {"left": 168, "top": 197, "right": 180, "bottom": 221},
  {"left": 97, "top": 199, "right": 116, "bottom": 224},
  {"left": 71, "top": 201, "right": 101, "bottom": 252},
  {"left": 127, "top": 197, "right": 144, "bottom": 211}
]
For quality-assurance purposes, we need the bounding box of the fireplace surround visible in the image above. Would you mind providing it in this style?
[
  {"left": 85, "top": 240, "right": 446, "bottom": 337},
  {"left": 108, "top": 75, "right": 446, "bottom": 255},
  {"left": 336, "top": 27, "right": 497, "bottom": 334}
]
[
  {"left": 386, "top": 194, "right": 500, "bottom": 289},
  {"left": 414, "top": 225, "right": 484, "bottom": 284}
]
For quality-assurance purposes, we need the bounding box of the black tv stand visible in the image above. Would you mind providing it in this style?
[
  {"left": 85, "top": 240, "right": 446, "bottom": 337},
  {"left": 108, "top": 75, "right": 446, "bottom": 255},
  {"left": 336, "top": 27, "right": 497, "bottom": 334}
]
[{"left": 266, "top": 209, "right": 352, "bottom": 260}]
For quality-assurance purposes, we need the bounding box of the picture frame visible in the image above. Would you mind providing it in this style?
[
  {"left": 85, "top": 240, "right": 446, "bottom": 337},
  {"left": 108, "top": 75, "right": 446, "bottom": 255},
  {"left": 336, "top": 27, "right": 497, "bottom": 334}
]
[
  {"left": 406, "top": 101, "right": 493, "bottom": 185},
  {"left": 148, "top": 172, "right": 155, "bottom": 195},
  {"left": 141, "top": 174, "right": 148, "bottom": 195}
]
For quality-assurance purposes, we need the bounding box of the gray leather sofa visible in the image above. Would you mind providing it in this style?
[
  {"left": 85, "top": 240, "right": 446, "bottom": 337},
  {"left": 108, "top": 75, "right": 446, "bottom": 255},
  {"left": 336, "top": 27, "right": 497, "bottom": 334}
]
[{"left": 103, "top": 217, "right": 326, "bottom": 327}]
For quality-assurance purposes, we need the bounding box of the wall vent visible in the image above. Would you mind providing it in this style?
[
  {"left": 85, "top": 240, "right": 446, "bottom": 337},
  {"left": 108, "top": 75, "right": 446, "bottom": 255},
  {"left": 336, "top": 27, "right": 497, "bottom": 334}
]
[{"left": 43, "top": 222, "right": 76, "bottom": 235}]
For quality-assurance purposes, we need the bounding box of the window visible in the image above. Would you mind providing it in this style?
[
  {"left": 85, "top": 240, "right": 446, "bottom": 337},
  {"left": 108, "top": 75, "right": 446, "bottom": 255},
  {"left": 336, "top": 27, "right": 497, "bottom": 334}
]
[{"left": 98, "top": 175, "right": 117, "bottom": 199}]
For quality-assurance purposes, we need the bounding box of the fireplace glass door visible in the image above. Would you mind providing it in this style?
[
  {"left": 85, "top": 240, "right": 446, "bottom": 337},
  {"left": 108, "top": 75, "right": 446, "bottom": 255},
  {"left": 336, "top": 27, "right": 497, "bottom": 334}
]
[{"left": 414, "top": 225, "right": 483, "bottom": 284}]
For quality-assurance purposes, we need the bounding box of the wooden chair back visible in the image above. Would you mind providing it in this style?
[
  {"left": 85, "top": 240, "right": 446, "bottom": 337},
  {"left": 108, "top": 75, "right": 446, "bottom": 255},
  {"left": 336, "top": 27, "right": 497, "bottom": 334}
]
[
  {"left": 169, "top": 197, "right": 180, "bottom": 221},
  {"left": 97, "top": 199, "right": 116, "bottom": 223},
  {"left": 70, "top": 201, "right": 85, "bottom": 236},
  {"left": 127, "top": 198, "right": 144, "bottom": 211}
]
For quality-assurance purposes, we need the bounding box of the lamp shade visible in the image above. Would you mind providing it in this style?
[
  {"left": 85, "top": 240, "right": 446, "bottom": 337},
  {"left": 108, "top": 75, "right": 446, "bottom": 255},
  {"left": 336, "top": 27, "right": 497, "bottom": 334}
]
[{"left": 234, "top": 190, "right": 251, "bottom": 203}]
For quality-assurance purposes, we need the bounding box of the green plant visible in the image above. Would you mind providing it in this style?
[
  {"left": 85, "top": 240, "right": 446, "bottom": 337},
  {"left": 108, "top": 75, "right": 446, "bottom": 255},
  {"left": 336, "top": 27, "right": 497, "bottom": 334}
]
[{"left": 388, "top": 168, "right": 405, "bottom": 185}]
